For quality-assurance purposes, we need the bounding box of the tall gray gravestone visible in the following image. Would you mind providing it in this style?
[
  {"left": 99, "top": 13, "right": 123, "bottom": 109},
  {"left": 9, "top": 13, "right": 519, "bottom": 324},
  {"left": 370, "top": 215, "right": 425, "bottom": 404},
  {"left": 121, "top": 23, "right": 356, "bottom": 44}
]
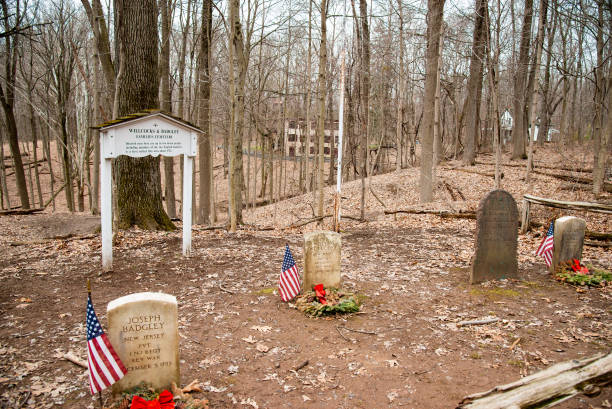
[
  {"left": 471, "top": 190, "right": 519, "bottom": 284},
  {"left": 550, "top": 216, "right": 586, "bottom": 272},
  {"left": 107, "top": 292, "right": 179, "bottom": 393},
  {"left": 303, "top": 231, "right": 341, "bottom": 291}
]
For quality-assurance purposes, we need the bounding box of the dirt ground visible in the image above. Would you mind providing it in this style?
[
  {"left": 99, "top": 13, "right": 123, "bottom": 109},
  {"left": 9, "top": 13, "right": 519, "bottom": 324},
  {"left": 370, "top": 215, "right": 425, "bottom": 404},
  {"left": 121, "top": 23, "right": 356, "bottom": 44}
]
[{"left": 0, "top": 144, "right": 611, "bottom": 409}]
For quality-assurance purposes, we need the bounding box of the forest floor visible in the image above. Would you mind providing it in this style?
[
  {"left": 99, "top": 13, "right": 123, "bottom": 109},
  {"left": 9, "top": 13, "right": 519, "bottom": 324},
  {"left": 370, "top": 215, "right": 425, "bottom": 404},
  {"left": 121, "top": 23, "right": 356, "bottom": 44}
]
[{"left": 0, "top": 143, "right": 611, "bottom": 409}]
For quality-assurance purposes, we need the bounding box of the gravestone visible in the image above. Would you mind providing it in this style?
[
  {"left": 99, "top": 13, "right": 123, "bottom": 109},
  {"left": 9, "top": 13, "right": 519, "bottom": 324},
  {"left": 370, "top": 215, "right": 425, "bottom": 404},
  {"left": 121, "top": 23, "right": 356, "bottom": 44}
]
[
  {"left": 470, "top": 190, "right": 519, "bottom": 284},
  {"left": 550, "top": 216, "right": 586, "bottom": 272},
  {"left": 303, "top": 231, "right": 341, "bottom": 290},
  {"left": 107, "top": 292, "right": 179, "bottom": 393}
]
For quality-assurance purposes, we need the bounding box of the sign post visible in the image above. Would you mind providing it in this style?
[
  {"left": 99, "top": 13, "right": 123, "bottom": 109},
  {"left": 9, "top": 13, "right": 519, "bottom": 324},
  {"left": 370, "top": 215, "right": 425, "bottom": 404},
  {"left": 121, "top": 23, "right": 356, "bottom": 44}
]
[{"left": 97, "top": 112, "right": 201, "bottom": 271}]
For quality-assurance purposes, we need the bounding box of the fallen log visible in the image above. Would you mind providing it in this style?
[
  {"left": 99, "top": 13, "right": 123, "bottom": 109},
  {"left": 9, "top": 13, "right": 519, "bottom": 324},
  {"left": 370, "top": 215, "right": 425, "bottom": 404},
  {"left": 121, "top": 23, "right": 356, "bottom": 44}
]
[
  {"left": 286, "top": 213, "right": 364, "bottom": 229},
  {"left": 523, "top": 194, "right": 612, "bottom": 214},
  {"left": 532, "top": 170, "right": 612, "bottom": 192},
  {"left": 457, "top": 351, "right": 612, "bottom": 408},
  {"left": 475, "top": 160, "right": 593, "bottom": 173},
  {"left": 384, "top": 208, "right": 477, "bottom": 219},
  {"left": 0, "top": 208, "right": 44, "bottom": 216}
]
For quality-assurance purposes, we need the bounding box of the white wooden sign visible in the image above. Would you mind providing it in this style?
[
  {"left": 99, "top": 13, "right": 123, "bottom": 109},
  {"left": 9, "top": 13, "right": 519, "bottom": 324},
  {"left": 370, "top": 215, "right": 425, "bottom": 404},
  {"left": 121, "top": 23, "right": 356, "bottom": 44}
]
[{"left": 98, "top": 112, "right": 201, "bottom": 271}]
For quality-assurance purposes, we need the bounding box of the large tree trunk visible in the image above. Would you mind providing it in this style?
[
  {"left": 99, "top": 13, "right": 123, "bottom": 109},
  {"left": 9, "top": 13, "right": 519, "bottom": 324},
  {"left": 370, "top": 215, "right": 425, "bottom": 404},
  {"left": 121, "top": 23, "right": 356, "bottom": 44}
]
[
  {"left": 114, "top": 0, "right": 174, "bottom": 231},
  {"left": 463, "top": 0, "right": 486, "bottom": 166},
  {"left": 511, "top": 0, "right": 533, "bottom": 160},
  {"left": 197, "top": 0, "right": 213, "bottom": 224},
  {"left": 159, "top": 0, "right": 176, "bottom": 219},
  {"left": 419, "top": 0, "right": 445, "bottom": 203}
]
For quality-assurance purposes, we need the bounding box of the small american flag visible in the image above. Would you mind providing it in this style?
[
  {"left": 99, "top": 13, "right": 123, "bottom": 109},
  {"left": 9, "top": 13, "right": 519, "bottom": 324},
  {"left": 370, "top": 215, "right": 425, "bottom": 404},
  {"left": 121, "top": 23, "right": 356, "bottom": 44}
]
[
  {"left": 279, "top": 245, "right": 301, "bottom": 302},
  {"left": 86, "top": 295, "right": 127, "bottom": 394},
  {"left": 536, "top": 221, "right": 554, "bottom": 267}
]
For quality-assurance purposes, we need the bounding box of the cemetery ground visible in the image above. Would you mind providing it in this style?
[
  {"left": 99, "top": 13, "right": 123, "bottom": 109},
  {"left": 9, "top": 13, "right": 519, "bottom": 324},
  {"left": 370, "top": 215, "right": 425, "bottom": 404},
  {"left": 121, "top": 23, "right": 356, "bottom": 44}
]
[{"left": 1, "top": 145, "right": 611, "bottom": 409}]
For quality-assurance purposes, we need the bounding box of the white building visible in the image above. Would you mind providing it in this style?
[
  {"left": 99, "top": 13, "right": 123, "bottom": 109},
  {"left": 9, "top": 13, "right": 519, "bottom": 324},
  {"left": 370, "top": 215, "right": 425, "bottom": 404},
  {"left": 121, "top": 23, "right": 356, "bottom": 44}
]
[{"left": 284, "top": 119, "right": 339, "bottom": 158}]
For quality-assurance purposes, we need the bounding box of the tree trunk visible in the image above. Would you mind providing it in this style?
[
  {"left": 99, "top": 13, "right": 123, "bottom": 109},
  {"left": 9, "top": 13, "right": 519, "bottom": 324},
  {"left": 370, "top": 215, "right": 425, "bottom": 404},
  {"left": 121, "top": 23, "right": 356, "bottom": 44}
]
[
  {"left": 511, "top": 0, "right": 533, "bottom": 160},
  {"left": 197, "top": 0, "right": 212, "bottom": 224},
  {"left": 463, "top": 0, "right": 486, "bottom": 166},
  {"left": 304, "top": 0, "right": 313, "bottom": 193},
  {"left": 316, "top": 0, "right": 328, "bottom": 218},
  {"left": 358, "top": 0, "right": 369, "bottom": 219},
  {"left": 593, "top": 5, "right": 610, "bottom": 196},
  {"left": 0, "top": 129, "right": 10, "bottom": 209},
  {"left": 537, "top": 0, "right": 556, "bottom": 147},
  {"left": 419, "top": 0, "right": 445, "bottom": 203},
  {"left": 159, "top": 0, "right": 176, "bottom": 219},
  {"left": 0, "top": 18, "right": 29, "bottom": 209},
  {"left": 114, "top": 0, "right": 174, "bottom": 231},
  {"left": 395, "top": 0, "right": 404, "bottom": 171},
  {"left": 525, "top": 0, "right": 547, "bottom": 181},
  {"left": 228, "top": 0, "right": 246, "bottom": 230}
]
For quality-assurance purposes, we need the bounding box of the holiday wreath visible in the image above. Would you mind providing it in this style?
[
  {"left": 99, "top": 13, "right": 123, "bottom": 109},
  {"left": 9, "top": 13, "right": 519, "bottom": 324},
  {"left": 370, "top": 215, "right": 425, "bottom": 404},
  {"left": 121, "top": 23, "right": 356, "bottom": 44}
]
[
  {"left": 553, "top": 259, "right": 612, "bottom": 287},
  {"left": 295, "top": 284, "right": 361, "bottom": 317}
]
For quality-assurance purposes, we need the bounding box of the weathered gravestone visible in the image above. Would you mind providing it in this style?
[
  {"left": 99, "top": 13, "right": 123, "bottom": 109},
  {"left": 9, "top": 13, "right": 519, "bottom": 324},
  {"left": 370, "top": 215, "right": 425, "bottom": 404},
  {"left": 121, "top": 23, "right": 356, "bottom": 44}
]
[
  {"left": 303, "top": 231, "right": 341, "bottom": 290},
  {"left": 107, "top": 292, "right": 179, "bottom": 393},
  {"left": 470, "top": 190, "right": 519, "bottom": 284},
  {"left": 550, "top": 216, "right": 586, "bottom": 272}
]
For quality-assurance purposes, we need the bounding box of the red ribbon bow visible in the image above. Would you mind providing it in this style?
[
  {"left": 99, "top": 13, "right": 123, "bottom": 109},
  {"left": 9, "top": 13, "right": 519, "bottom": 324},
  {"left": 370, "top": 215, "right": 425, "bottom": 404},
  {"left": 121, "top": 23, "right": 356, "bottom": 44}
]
[
  {"left": 314, "top": 283, "right": 327, "bottom": 304},
  {"left": 571, "top": 258, "right": 589, "bottom": 275},
  {"left": 130, "top": 390, "right": 175, "bottom": 409}
]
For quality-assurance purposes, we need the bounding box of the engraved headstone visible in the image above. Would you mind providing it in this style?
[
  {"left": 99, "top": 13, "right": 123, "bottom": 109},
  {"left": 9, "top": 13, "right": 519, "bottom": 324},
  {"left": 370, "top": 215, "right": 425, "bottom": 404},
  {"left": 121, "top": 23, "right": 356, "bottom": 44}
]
[
  {"left": 471, "top": 190, "right": 519, "bottom": 284},
  {"left": 107, "top": 292, "right": 179, "bottom": 393},
  {"left": 303, "top": 231, "right": 341, "bottom": 290},
  {"left": 550, "top": 216, "right": 586, "bottom": 272}
]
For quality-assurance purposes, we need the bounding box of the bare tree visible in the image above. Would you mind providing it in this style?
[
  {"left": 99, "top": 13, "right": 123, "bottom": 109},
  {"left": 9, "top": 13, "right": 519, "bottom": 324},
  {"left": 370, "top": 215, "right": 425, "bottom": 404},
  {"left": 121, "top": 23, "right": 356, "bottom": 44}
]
[
  {"left": 419, "top": 0, "right": 445, "bottom": 203},
  {"left": 511, "top": 0, "right": 533, "bottom": 160},
  {"left": 0, "top": 0, "right": 30, "bottom": 208},
  {"left": 114, "top": 0, "right": 174, "bottom": 230},
  {"left": 463, "top": 0, "right": 486, "bottom": 166},
  {"left": 316, "top": 0, "right": 328, "bottom": 218},
  {"left": 197, "top": 0, "right": 213, "bottom": 224}
]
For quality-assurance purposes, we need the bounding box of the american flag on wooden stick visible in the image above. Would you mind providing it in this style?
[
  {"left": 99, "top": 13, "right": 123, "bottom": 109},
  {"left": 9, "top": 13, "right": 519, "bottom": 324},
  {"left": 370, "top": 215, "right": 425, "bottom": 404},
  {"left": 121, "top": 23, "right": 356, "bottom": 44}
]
[
  {"left": 279, "top": 245, "right": 301, "bottom": 302},
  {"left": 86, "top": 295, "right": 127, "bottom": 394},
  {"left": 536, "top": 221, "right": 554, "bottom": 267}
]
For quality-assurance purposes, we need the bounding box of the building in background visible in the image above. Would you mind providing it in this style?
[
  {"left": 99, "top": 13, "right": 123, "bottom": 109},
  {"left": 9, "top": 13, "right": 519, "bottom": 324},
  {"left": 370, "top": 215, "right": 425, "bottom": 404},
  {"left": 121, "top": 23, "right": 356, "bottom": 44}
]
[{"left": 284, "top": 119, "right": 339, "bottom": 158}]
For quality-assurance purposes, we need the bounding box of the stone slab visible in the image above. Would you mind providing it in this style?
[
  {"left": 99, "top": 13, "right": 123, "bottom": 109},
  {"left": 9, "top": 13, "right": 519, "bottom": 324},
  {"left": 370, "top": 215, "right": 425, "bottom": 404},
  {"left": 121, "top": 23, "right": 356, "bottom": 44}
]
[
  {"left": 550, "top": 216, "right": 586, "bottom": 272},
  {"left": 470, "top": 190, "right": 519, "bottom": 284},
  {"left": 107, "top": 292, "right": 179, "bottom": 393},
  {"left": 303, "top": 231, "right": 341, "bottom": 290}
]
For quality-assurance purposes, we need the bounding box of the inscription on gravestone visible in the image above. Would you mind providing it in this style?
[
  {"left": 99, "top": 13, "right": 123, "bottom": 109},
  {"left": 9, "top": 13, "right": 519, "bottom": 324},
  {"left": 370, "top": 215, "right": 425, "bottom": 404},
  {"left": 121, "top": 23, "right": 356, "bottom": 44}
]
[
  {"left": 303, "top": 231, "right": 341, "bottom": 291},
  {"left": 550, "top": 216, "right": 586, "bottom": 272},
  {"left": 107, "top": 293, "right": 179, "bottom": 393},
  {"left": 470, "top": 190, "right": 519, "bottom": 284}
]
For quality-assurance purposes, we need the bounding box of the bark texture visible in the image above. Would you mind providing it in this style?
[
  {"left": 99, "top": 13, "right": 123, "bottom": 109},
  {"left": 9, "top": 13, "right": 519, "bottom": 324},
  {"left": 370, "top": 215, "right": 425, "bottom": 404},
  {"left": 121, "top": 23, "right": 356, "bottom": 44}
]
[
  {"left": 114, "top": 0, "right": 174, "bottom": 231},
  {"left": 419, "top": 0, "right": 445, "bottom": 203},
  {"left": 463, "top": 0, "right": 486, "bottom": 166},
  {"left": 511, "top": 0, "right": 533, "bottom": 159},
  {"left": 197, "top": 0, "right": 213, "bottom": 224}
]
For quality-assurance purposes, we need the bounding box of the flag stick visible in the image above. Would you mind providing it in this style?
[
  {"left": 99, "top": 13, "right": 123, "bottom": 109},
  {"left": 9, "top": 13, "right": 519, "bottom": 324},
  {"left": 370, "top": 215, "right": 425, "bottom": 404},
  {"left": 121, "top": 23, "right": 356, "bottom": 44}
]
[{"left": 87, "top": 279, "right": 104, "bottom": 409}]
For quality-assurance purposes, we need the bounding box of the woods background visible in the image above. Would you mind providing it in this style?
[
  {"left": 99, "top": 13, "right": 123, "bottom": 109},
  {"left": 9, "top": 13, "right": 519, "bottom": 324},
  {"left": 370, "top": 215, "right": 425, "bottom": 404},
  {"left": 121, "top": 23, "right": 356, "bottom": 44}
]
[{"left": 0, "top": 0, "right": 610, "bottom": 227}]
